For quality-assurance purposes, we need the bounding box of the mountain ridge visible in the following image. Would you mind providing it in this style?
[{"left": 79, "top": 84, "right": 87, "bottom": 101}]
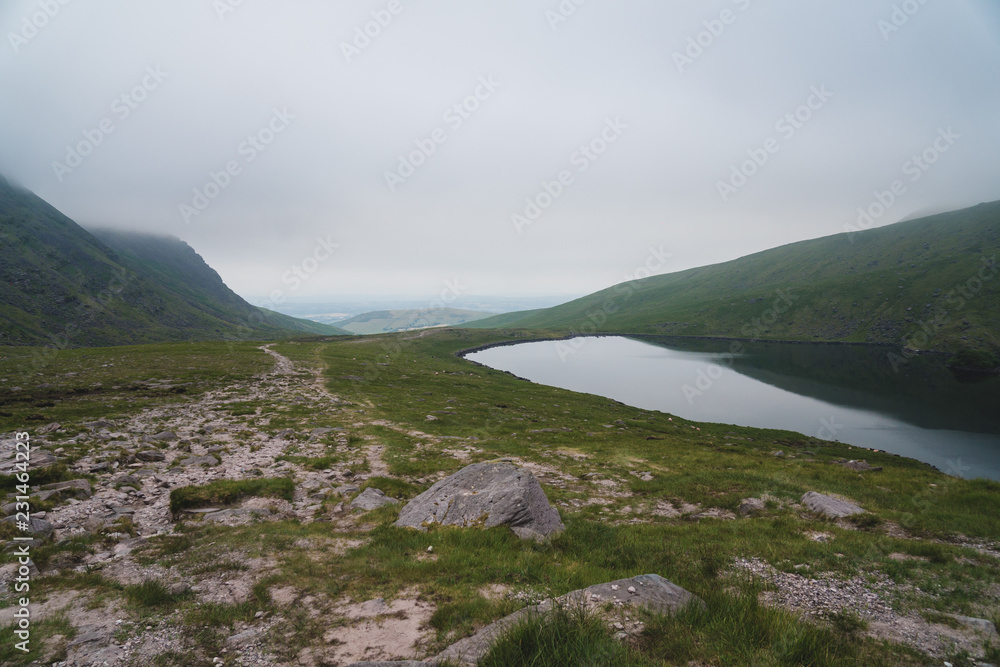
[
  {"left": 466, "top": 200, "right": 1000, "bottom": 360},
  {"left": 0, "top": 176, "right": 346, "bottom": 346}
]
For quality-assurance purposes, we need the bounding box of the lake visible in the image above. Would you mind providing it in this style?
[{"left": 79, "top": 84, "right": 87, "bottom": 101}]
[{"left": 465, "top": 336, "right": 1000, "bottom": 481}]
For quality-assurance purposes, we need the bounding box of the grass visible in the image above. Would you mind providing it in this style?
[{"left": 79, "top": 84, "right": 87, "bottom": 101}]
[
  {"left": 169, "top": 477, "right": 294, "bottom": 513},
  {"left": 1, "top": 330, "right": 997, "bottom": 665},
  {"left": 479, "top": 604, "right": 655, "bottom": 666}
]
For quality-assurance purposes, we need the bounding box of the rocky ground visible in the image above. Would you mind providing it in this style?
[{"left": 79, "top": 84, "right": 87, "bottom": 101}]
[{"left": 2, "top": 345, "right": 998, "bottom": 665}]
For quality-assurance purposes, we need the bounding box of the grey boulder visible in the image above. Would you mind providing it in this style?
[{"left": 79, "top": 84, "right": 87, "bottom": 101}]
[
  {"left": 394, "top": 461, "right": 564, "bottom": 541},
  {"left": 350, "top": 488, "right": 400, "bottom": 511},
  {"left": 801, "top": 491, "right": 864, "bottom": 518}
]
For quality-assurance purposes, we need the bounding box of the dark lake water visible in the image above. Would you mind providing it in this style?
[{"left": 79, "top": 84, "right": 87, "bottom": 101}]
[{"left": 465, "top": 336, "right": 1000, "bottom": 481}]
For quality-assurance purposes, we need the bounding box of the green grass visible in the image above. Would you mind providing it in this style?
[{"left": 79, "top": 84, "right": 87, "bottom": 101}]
[
  {"left": 0, "top": 330, "right": 996, "bottom": 665},
  {"left": 169, "top": 477, "right": 294, "bottom": 513},
  {"left": 465, "top": 201, "right": 1000, "bottom": 356},
  {"left": 480, "top": 604, "right": 655, "bottom": 666}
]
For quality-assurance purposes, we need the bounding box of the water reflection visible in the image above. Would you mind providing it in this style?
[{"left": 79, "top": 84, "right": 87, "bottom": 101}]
[{"left": 464, "top": 336, "right": 1000, "bottom": 481}]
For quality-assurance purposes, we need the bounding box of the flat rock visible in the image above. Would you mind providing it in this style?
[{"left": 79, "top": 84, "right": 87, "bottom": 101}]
[
  {"left": 177, "top": 455, "right": 219, "bottom": 467},
  {"left": 343, "top": 663, "right": 430, "bottom": 667},
  {"left": 738, "top": 498, "right": 766, "bottom": 515},
  {"left": 841, "top": 459, "right": 882, "bottom": 472},
  {"left": 334, "top": 484, "right": 361, "bottom": 497},
  {"left": 801, "top": 491, "right": 864, "bottom": 518},
  {"left": 226, "top": 627, "right": 261, "bottom": 646},
  {"left": 394, "top": 460, "right": 564, "bottom": 542},
  {"left": 136, "top": 450, "right": 166, "bottom": 462},
  {"left": 350, "top": 488, "right": 400, "bottom": 511},
  {"left": 434, "top": 574, "right": 701, "bottom": 665},
  {"left": 151, "top": 430, "right": 178, "bottom": 441},
  {"left": 1, "top": 515, "right": 54, "bottom": 539},
  {"left": 37, "top": 422, "right": 61, "bottom": 434},
  {"left": 39, "top": 478, "right": 92, "bottom": 499}
]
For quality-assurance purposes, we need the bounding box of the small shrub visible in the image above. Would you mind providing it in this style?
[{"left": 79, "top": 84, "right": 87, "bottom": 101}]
[
  {"left": 124, "top": 580, "right": 178, "bottom": 608},
  {"left": 829, "top": 610, "right": 868, "bottom": 636}
]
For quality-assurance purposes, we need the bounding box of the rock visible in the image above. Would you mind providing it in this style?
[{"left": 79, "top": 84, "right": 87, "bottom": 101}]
[
  {"left": 40, "top": 478, "right": 92, "bottom": 499},
  {"left": 334, "top": 484, "right": 361, "bottom": 497},
  {"left": 37, "top": 422, "right": 61, "bottom": 434},
  {"left": 28, "top": 450, "right": 58, "bottom": 468},
  {"left": 68, "top": 629, "right": 107, "bottom": 647},
  {"left": 114, "top": 474, "right": 142, "bottom": 486},
  {"left": 350, "top": 488, "right": 400, "bottom": 511},
  {"left": 394, "top": 460, "right": 565, "bottom": 542},
  {"left": 738, "top": 498, "right": 766, "bottom": 515},
  {"left": 951, "top": 615, "right": 997, "bottom": 635},
  {"left": 226, "top": 628, "right": 261, "bottom": 646},
  {"left": 168, "top": 582, "right": 190, "bottom": 595},
  {"left": 177, "top": 455, "right": 220, "bottom": 467},
  {"left": 842, "top": 459, "right": 882, "bottom": 472},
  {"left": 801, "top": 491, "right": 864, "bottom": 518},
  {"left": 343, "top": 663, "right": 430, "bottom": 667},
  {"left": 434, "top": 574, "right": 700, "bottom": 665},
  {"left": 151, "top": 431, "right": 178, "bottom": 441},
  {"left": 203, "top": 508, "right": 272, "bottom": 522},
  {"left": 136, "top": 450, "right": 166, "bottom": 462},
  {"left": 83, "top": 419, "right": 114, "bottom": 430},
  {"left": 1, "top": 515, "right": 54, "bottom": 539}
]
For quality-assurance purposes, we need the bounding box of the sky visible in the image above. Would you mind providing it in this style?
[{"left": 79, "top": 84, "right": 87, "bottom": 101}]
[{"left": 2, "top": 1, "right": 999, "bottom": 308}]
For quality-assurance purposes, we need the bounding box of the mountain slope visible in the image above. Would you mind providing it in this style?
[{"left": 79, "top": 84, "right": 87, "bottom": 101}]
[
  {"left": 0, "top": 176, "right": 345, "bottom": 346},
  {"left": 334, "top": 308, "right": 493, "bottom": 334},
  {"left": 468, "top": 201, "right": 1000, "bottom": 356}
]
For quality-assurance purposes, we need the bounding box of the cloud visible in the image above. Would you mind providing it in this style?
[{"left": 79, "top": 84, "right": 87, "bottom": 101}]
[{"left": 2, "top": 0, "right": 998, "bottom": 299}]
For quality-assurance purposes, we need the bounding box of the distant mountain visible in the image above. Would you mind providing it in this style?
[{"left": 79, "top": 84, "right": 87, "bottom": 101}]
[
  {"left": 0, "top": 176, "right": 347, "bottom": 347},
  {"left": 334, "top": 308, "right": 493, "bottom": 335},
  {"left": 467, "top": 201, "right": 1000, "bottom": 359}
]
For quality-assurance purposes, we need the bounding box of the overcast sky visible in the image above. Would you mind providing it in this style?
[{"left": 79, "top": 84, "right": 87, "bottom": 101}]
[{"left": 2, "top": 1, "right": 999, "bottom": 306}]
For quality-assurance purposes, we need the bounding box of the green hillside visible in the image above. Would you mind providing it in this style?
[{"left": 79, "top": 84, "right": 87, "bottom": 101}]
[
  {"left": 0, "top": 176, "right": 345, "bottom": 346},
  {"left": 468, "top": 201, "right": 1000, "bottom": 360},
  {"left": 334, "top": 307, "right": 492, "bottom": 334}
]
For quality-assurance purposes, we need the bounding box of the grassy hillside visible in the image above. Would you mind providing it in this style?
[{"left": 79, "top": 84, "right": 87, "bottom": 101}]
[
  {"left": 468, "top": 202, "right": 1000, "bottom": 360},
  {"left": 2, "top": 331, "right": 996, "bottom": 665},
  {"left": 0, "top": 176, "right": 344, "bottom": 346},
  {"left": 334, "top": 307, "right": 493, "bottom": 334}
]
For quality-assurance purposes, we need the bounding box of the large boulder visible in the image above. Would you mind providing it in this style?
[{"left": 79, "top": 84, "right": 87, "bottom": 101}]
[
  {"left": 394, "top": 461, "right": 564, "bottom": 541},
  {"left": 801, "top": 491, "right": 864, "bottom": 518}
]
